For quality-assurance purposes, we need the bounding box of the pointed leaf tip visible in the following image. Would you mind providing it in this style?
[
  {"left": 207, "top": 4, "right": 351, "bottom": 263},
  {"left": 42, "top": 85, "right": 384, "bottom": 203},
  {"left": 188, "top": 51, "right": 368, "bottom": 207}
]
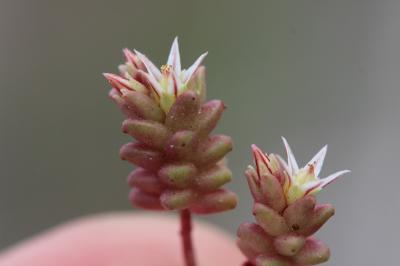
[
  {"left": 122, "top": 48, "right": 135, "bottom": 63},
  {"left": 103, "top": 73, "right": 133, "bottom": 92},
  {"left": 251, "top": 144, "right": 267, "bottom": 158},
  {"left": 251, "top": 144, "right": 271, "bottom": 178}
]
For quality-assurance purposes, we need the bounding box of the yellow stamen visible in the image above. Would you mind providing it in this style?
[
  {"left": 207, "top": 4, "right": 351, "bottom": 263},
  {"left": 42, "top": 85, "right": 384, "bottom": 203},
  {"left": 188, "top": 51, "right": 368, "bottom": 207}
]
[{"left": 161, "top": 64, "right": 172, "bottom": 74}]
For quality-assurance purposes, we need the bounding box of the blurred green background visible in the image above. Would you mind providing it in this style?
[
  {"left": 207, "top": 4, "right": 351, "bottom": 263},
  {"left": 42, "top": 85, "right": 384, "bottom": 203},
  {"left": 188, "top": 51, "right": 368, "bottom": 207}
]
[{"left": 1, "top": 0, "right": 399, "bottom": 265}]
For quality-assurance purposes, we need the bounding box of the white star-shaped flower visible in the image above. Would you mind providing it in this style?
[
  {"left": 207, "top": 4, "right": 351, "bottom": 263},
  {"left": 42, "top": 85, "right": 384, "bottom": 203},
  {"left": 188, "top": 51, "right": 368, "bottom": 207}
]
[
  {"left": 280, "top": 137, "right": 350, "bottom": 204},
  {"left": 135, "top": 37, "right": 207, "bottom": 112},
  {"left": 249, "top": 138, "right": 350, "bottom": 204},
  {"left": 103, "top": 37, "right": 207, "bottom": 113}
]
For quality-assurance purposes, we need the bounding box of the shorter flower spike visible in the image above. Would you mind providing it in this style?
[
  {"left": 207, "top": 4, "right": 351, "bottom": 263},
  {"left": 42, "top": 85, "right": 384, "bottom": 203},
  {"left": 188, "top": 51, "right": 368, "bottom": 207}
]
[{"left": 237, "top": 138, "right": 349, "bottom": 265}]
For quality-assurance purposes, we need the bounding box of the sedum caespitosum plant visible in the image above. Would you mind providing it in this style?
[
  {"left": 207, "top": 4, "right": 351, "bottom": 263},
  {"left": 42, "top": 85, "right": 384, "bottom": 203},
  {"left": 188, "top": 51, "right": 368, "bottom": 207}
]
[
  {"left": 103, "top": 37, "right": 350, "bottom": 266},
  {"left": 237, "top": 138, "right": 349, "bottom": 266},
  {"left": 103, "top": 38, "right": 237, "bottom": 266}
]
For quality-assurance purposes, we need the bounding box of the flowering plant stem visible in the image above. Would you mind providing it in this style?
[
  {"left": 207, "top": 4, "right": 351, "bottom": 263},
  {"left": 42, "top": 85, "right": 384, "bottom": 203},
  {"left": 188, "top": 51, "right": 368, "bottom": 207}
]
[{"left": 180, "top": 209, "right": 197, "bottom": 266}]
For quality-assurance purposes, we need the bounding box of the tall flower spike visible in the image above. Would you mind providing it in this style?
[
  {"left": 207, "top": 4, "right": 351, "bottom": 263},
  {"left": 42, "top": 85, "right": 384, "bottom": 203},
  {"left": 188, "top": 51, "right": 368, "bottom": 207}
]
[
  {"left": 238, "top": 138, "right": 349, "bottom": 266},
  {"left": 104, "top": 38, "right": 237, "bottom": 266},
  {"left": 104, "top": 37, "right": 236, "bottom": 213}
]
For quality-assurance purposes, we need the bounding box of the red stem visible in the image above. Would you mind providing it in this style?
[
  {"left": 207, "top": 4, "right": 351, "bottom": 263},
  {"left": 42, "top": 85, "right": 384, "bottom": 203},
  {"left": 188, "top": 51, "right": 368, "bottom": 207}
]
[{"left": 180, "top": 209, "right": 196, "bottom": 266}]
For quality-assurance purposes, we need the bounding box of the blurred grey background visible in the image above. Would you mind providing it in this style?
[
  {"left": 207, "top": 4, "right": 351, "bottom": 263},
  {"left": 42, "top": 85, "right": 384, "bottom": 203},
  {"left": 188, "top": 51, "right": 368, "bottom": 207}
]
[{"left": 0, "top": 0, "right": 399, "bottom": 265}]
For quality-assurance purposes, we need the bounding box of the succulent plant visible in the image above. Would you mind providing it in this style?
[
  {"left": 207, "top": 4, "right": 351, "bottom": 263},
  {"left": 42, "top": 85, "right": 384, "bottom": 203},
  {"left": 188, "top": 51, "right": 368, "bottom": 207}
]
[
  {"left": 104, "top": 37, "right": 237, "bottom": 214},
  {"left": 104, "top": 38, "right": 238, "bottom": 266},
  {"left": 237, "top": 138, "right": 349, "bottom": 266},
  {"left": 103, "top": 37, "right": 349, "bottom": 266}
]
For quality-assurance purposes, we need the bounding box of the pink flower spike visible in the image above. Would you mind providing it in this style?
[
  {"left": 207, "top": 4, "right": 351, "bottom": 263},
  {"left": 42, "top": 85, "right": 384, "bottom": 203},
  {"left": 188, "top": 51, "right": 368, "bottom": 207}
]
[
  {"left": 306, "top": 145, "right": 328, "bottom": 177},
  {"left": 103, "top": 73, "right": 133, "bottom": 92},
  {"left": 105, "top": 39, "right": 238, "bottom": 266},
  {"left": 281, "top": 137, "right": 299, "bottom": 176},
  {"left": 248, "top": 138, "right": 350, "bottom": 204},
  {"left": 167, "top": 37, "right": 181, "bottom": 74},
  {"left": 139, "top": 70, "right": 163, "bottom": 97},
  {"left": 239, "top": 139, "right": 349, "bottom": 266}
]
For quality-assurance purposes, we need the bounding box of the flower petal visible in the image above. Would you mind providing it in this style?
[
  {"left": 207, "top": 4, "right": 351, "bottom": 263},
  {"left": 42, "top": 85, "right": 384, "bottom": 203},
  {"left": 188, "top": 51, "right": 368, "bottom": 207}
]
[
  {"left": 306, "top": 145, "right": 327, "bottom": 177},
  {"left": 173, "top": 71, "right": 184, "bottom": 94},
  {"left": 167, "top": 37, "right": 181, "bottom": 74},
  {"left": 139, "top": 70, "right": 163, "bottom": 97},
  {"left": 281, "top": 137, "right": 299, "bottom": 175},
  {"left": 303, "top": 180, "right": 323, "bottom": 195},
  {"left": 134, "top": 49, "right": 162, "bottom": 81},
  {"left": 183, "top": 52, "right": 208, "bottom": 82},
  {"left": 276, "top": 154, "right": 290, "bottom": 173},
  {"left": 320, "top": 170, "right": 350, "bottom": 188},
  {"left": 304, "top": 170, "right": 350, "bottom": 195}
]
